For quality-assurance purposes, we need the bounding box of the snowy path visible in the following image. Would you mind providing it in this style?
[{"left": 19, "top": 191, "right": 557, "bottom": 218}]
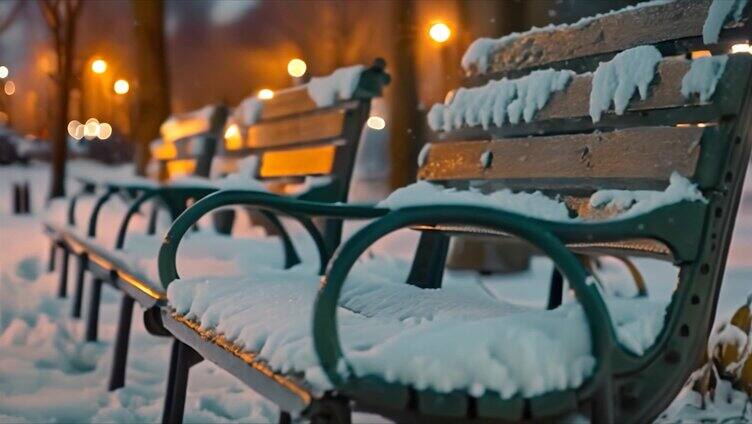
[{"left": 1, "top": 161, "right": 752, "bottom": 422}]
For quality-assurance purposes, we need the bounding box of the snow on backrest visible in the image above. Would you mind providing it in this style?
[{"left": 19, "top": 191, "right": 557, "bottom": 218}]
[{"left": 462, "top": 0, "right": 749, "bottom": 78}]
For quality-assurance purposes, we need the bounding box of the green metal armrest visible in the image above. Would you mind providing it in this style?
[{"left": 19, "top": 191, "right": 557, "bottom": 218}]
[
  {"left": 158, "top": 190, "right": 388, "bottom": 289},
  {"left": 114, "top": 186, "right": 219, "bottom": 249},
  {"left": 312, "top": 204, "right": 621, "bottom": 397}
]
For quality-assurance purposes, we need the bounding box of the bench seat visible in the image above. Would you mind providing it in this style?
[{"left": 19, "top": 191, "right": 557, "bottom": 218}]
[
  {"left": 53, "top": 225, "right": 296, "bottom": 300},
  {"left": 165, "top": 257, "right": 667, "bottom": 402}
]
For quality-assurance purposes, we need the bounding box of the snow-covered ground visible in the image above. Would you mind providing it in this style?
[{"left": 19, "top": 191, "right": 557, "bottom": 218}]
[{"left": 1, "top": 160, "right": 752, "bottom": 422}]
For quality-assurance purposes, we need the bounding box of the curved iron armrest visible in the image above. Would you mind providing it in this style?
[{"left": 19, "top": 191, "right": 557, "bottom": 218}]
[
  {"left": 113, "top": 186, "right": 219, "bottom": 248},
  {"left": 158, "top": 190, "right": 388, "bottom": 290},
  {"left": 312, "top": 201, "right": 708, "bottom": 392}
]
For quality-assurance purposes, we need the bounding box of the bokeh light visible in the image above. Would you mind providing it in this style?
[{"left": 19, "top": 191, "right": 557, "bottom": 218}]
[
  {"left": 0, "top": 66, "right": 8, "bottom": 79},
  {"left": 429, "top": 22, "right": 451, "bottom": 43},
  {"left": 366, "top": 116, "right": 386, "bottom": 130},
  {"left": 258, "top": 88, "right": 274, "bottom": 99},
  {"left": 91, "top": 59, "right": 107, "bottom": 74},
  {"left": 732, "top": 43, "right": 751, "bottom": 54},
  {"left": 98, "top": 123, "right": 113, "bottom": 140},
  {"left": 3, "top": 80, "right": 15, "bottom": 95},
  {"left": 287, "top": 58, "right": 307, "bottom": 78},
  {"left": 113, "top": 79, "right": 130, "bottom": 94}
]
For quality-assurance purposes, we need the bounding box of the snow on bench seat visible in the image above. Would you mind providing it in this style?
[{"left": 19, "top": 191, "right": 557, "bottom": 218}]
[{"left": 166, "top": 257, "right": 666, "bottom": 399}]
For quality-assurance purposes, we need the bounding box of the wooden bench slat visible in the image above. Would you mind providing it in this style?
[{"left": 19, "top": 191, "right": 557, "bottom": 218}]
[
  {"left": 420, "top": 126, "right": 703, "bottom": 191},
  {"left": 442, "top": 56, "right": 751, "bottom": 140},
  {"left": 472, "top": 0, "right": 748, "bottom": 78},
  {"left": 260, "top": 145, "right": 336, "bottom": 177},
  {"left": 245, "top": 108, "right": 346, "bottom": 149}
]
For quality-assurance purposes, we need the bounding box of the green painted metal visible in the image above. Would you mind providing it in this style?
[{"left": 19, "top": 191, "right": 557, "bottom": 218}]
[
  {"left": 312, "top": 206, "right": 621, "bottom": 416},
  {"left": 158, "top": 190, "right": 387, "bottom": 290}
]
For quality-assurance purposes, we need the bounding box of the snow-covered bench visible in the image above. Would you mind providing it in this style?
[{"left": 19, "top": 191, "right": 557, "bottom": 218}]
[
  {"left": 155, "top": 0, "right": 752, "bottom": 423},
  {"left": 44, "top": 61, "right": 389, "bottom": 394},
  {"left": 44, "top": 103, "right": 229, "bottom": 314}
]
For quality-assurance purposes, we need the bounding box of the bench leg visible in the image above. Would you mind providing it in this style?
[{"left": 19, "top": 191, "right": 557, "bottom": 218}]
[
  {"left": 309, "top": 396, "right": 352, "bottom": 424},
  {"left": 279, "top": 412, "right": 292, "bottom": 424},
  {"left": 71, "top": 255, "right": 87, "bottom": 318},
  {"left": 85, "top": 278, "right": 103, "bottom": 342},
  {"left": 48, "top": 241, "right": 57, "bottom": 272},
  {"left": 108, "top": 294, "right": 135, "bottom": 391},
  {"left": 57, "top": 248, "right": 70, "bottom": 298},
  {"left": 162, "top": 340, "right": 203, "bottom": 424},
  {"left": 406, "top": 232, "right": 450, "bottom": 289},
  {"left": 547, "top": 268, "right": 564, "bottom": 310},
  {"left": 592, "top": 379, "right": 615, "bottom": 424}
]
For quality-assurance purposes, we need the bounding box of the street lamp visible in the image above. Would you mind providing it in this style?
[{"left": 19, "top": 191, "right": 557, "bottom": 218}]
[
  {"left": 287, "top": 58, "right": 307, "bottom": 78},
  {"left": 3, "top": 81, "right": 15, "bottom": 96},
  {"left": 429, "top": 22, "right": 451, "bottom": 43},
  {"left": 0, "top": 66, "right": 8, "bottom": 79},
  {"left": 91, "top": 59, "right": 107, "bottom": 74},
  {"left": 113, "top": 79, "right": 129, "bottom": 94}
]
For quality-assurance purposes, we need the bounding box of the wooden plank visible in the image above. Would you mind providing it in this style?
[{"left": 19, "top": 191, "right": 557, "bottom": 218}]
[
  {"left": 260, "top": 145, "right": 336, "bottom": 177},
  {"left": 442, "top": 56, "right": 751, "bottom": 140},
  {"left": 475, "top": 0, "right": 749, "bottom": 77},
  {"left": 246, "top": 109, "right": 345, "bottom": 149},
  {"left": 420, "top": 126, "right": 703, "bottom": 190},
  {"left": 259, "top": 87, "right": 360, "bottom": 121}
]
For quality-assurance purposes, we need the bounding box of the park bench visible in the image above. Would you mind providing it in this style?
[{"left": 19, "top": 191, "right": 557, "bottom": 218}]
[
  {"left": 44, "top": 103, "right": 228, "bottom": 316},
  {"left": 155, "top": 0, "right": 751, "bottom": 423},
  {"left": 46, "top": 61, "right": 389, "bottom": 394}
]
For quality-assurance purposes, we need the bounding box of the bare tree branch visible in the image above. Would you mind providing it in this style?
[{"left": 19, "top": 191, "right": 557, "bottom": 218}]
[{"left": 0, "top": 0, "right": 24, "bottom": 35}]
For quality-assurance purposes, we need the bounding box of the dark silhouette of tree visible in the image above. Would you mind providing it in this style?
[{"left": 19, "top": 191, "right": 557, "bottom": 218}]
[
  {"left": 131, "top": 0, "right": 170, "bottom": 175},
  {"left": 38, "top": 0, "right": 83, "bottom": 199},
  {"left": 389, "top": 0, "right": 422, "bottom": 189}
]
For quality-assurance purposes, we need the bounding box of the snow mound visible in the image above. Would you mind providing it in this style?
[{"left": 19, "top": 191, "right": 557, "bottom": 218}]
[
  {"left": 307, "top": 65, "right": 366, "bottom": 107},
  {"left": 379, "top": 172, "right": 705, "bottom": 222},
  {"left": 681, "top": 55, "right": 728, "bottom": 102},
  {"left": 589, "top": 45, "right": 663, "bottom": 122},
  {"left": 234, "top": 96, "right": 263, "bottom": 126},
  {"left": 427, "top": 69, "right": 574, "bottom": 132},
  {"left": 166, "top": 257, "right": 666, "bottom": 398},
  {"left": 703, "top": 0, "right": 748, "bottom": 44}
]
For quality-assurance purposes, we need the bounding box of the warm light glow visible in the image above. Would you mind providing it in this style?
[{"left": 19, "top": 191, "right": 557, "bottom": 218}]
[
  {"left": 691, "top": 50, "right": 711, "bottom": 59},
  {"left": 732, "top": 43, "right": 751, "bottom": 54},
  {"left": 366, "top": 116, "right": 386, "bottom": 130},
  {"left": 152, "top": 142, "right": 178, "bottom": 160},
  {"left": 258, "top": 88, "right": 274, "bottom": 99},
  {"left": 224, "top": 124, "right": 243, "bottom": 150},
  {"left": 287, "top": 58, "right": 307, "bottom": 78},
  {"left": 113, "top": 79, "right": 129, "bottom": 94},
  {"left": 429, "top": 22, "right": 451, "bottom": 43},
  {"left": 98, "top": 123, "right": 113, "bottom": 140},
  {"left": 3, "top": 80, "right": 15, "bottom": 95},
  {"left": 67, "top": 120, "right": 82, "bottom": 137},
  {"left": 91, "top": 59, "right": 107, "bottom": 74},
  {"left": 0, "top": 111, "right": 7, "bottom": 125},
  {"left": 0, "top": 66, "right": 8, "bottom": 79}
]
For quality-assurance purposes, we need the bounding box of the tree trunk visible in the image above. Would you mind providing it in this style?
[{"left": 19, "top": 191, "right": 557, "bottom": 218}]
[
  {"left": 388, "top": 0, "right": 422, "bottom": 189},
  {"left": 48, "top": 7, "right": 77, "bottom": 199},
  {"left": 132, "top": 0, "right": 170, "bottom": 176}
]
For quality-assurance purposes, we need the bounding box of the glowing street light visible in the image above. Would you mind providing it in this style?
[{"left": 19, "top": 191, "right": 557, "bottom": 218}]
[
  {"left": 287, "top": 58, "right": 307, "bottom": 78},
  {"left": 84, "top": 118, "right": 100, "bottom": 140},
  {"left": 113, "top": 79, "right": 129, "bottom": 94},
  {"left": 258, "top": 88, "right": 274, "bottom": 100},
  {"left": 91, "top": 59, "right": 107, "bottom": 74},
  {"left": 98, "top": 123, "right": 113, "bottom": 140},
  {"left": 429, "top": 22, "right": 451, "bottom": 43},
  {"left": 366, "top": 116, "right": 386, "bottom": 130},
  {"left": 0, "top": 66, "right": 8, "bottom": 79}
]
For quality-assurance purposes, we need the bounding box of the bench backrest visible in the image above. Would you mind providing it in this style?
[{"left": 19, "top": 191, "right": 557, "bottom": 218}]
[
  {"left": 419, "top": 0, "right": 752, "bottom": 262},
  {"left": 149, "top": 104, "right": 229, "bottom": 181},
  {"left": 213, "top": 59, "right": 389, "bottom": 204}
]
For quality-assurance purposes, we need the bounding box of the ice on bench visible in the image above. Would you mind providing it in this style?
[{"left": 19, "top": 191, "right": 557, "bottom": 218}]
[
  {"left": 682, "top": 55, "right": 729, "bottom": 102},
  {"left": 166, "top": 256, "right": 666, "bottom": 398},
  {"left": 703, "top": 0, "right": 748, "bottom": 44},
  {"left": 307, "top": 65, "right": 366, "bottom": 107}
]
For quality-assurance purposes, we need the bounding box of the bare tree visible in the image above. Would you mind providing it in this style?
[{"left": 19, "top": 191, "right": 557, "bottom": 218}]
[
  {"left": 131, "top": 0, "right": 170, "bottom": 176},
  {"left": 38, "top": 0, "right": 83, "bottom": 199},
  {"left": 389, "top": 0, "right": 422, "bottom": 189}
]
